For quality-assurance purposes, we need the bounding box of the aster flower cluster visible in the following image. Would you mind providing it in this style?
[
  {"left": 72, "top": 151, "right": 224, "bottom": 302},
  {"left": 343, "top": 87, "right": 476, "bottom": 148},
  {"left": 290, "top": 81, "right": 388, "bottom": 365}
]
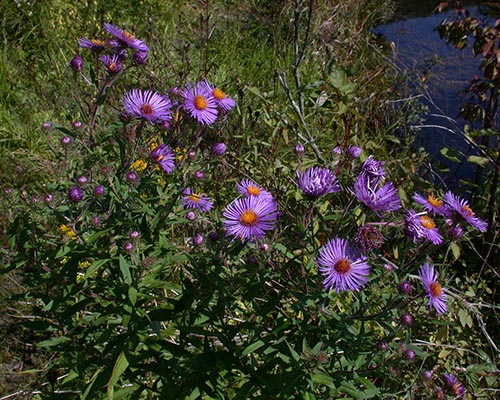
[
  {"left": 409, "top": 190, "right": 488, "bottom": 244},
  {"left": 222, "top": 179, "right": 278, "bottom": 242},
  {"left": 121, "top": 79, "right": 236, "bottom": 127},
  {"left": 180, "top": 79, "right": 236, "bottom": 125},
  {"left": 75, "top": 23, "right": 150, "bottom": 75}
]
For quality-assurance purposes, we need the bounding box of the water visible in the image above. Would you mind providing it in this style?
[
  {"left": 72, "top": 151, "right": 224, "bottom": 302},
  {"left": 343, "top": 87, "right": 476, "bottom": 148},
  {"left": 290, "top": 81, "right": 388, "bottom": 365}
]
[{"left": 374, "top": 1, "right": 500, "bottom": 187}]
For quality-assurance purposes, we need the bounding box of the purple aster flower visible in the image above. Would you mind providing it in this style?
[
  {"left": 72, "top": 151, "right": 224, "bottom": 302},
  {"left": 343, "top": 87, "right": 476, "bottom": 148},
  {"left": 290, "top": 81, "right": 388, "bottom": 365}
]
[
  {"left": 405, "top": 209, "right": 443, "bottom": 245},
  {"left": 79, "top": 37, "right": 107, "bottom": 52},
  {"left": 360, "top": 156, "right": 386, "bottom": 185},
  {"left": 317, "top": 238, "right": 370, "bottom": 292},
  {"left": 181, "top": 81, "right": 218, "bottom": 125},
  {"left": 61, "top": 136, "right": 71, "bottom": 145},
  {"left": 134, "top": 50, "right": 148, "bottom": 64},
  {"left": 443, "top": 191, "right": 488, "bottom": 232},
  {"left": 150, "top": 144, "right": 176, "bottom": 173},
  {"left": 181, "top": 188, "right": 213, "bottom": 212},
  {"left": 222, "top": 195, "right": 278, "bottom": 242},
  {"left": 353, "top": 174, "right": 401, "bottom": 215},
  {"left": 99, "top": 53, "right": 122, "bottom": 74},
  {"left": 70, "top": 54, "right": 83, "bottom": 71},
  {"left": 443, "top": 373, "right": 465, "bottom": 398},
  {"left": 103, "top": 23, "right": 149, "bottom": 52},
  {"left": 211, "top": 142, "right": 227, "bottom": 156},
  {"left": 68, "top": 186, "right": 84, "bottom": 203},
  {"left": 413, "top": 192, "right": 449, "bottom": 216},
  {"left": 296, "top": 166, "right": 341, "bottom": 199},
  {"left": 203, "top": 80, "right": 236, "bottom": 111},
  {"left": 123, "top": 89, "right": 172, "bottom": 123},
  {"left": 236, "top": 179, "right": 273, "bottom": 200},
  {"left": 419, "top": 263, "right": 447, "bottom": 314}
]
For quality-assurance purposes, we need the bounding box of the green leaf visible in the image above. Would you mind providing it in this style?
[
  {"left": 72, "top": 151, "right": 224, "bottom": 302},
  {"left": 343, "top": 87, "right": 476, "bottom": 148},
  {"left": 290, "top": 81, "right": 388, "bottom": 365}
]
[
  {"left": 107, "top": 352, "right": 129, "bottom": 400},
  {"left": 242, "top": 340, "right": 265, "bottom": 356},
  {"left": 450, "top": 242, "right": 460, "bottom": 261},
  {"left": 119, "top": 255, "right": 132, "bottom": 285},
  {"left": 467, "top": 155, "right": 489, "bottom": 166},
  {"left": 128, "top": 286, "right": 138, "bottom": 306},
  {"left": 86, "top": 259, "right": 109, "bottom": 278},
  {"left": 37, "top": 336, "right": 70, "bottom": 349},
  {"left": 311, "top": 371, "right": 334, "bottom": 388}
]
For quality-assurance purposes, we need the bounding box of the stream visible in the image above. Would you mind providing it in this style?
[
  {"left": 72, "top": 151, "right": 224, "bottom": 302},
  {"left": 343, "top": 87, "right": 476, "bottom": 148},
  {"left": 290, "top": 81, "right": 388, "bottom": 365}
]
[{"left": 375, "top": 1, "right": 500, "bottom": 187}]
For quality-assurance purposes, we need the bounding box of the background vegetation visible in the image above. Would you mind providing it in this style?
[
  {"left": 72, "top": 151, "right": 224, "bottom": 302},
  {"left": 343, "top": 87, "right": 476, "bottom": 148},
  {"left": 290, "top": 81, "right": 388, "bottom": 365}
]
[{"left": 1, "top": 0, "right": 498, "bottom": 399}]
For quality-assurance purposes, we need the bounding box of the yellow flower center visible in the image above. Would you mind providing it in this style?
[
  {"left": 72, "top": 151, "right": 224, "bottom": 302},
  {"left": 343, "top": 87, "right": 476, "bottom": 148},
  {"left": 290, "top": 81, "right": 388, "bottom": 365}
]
[
  {"left": 430, "top": 281, "right": 442, "bottom": 298},
  {"left": 461, "top": 205, "right": 474, "bottom": 217},
  {"left": 247, "top": 185, "right": 261, "bottom": 196},
  {"left": 420, "top": 216, "right": 436, "bottom": 229},
  {"left": 140, "top": 103, "right": 153, "bottom": 115},
  {"left": 427, "top": 194, "right": 443, "bottom": 208},
  {"left": 108, "top": 62, "right": 119, "bottom": 72},
  {"left": 122, "top": 30, "right": 135, "bottom": 41},
  {"left": 188, "top": 193, "right": 202, "bottom": 203},
  {"left": 212, "top": 88, "right": 226, "bottom": 100},
  {"left": 334, "top": 259, "right": 351, "bottom": 274},
  {"left": 240, "top": 209, "right": 258, "bottom": 226},
  {"left": 194, "top": 95, "right": 208, "bottom": 110},
  {"left": 91, "top": 39, "right": 106, "bottom": 46}
]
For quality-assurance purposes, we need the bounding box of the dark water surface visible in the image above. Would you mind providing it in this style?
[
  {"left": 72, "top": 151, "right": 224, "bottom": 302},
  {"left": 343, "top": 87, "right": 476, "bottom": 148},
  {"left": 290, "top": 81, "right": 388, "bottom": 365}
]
[{"left": 375, "top": 1, "right": 500, "bottom": 186}]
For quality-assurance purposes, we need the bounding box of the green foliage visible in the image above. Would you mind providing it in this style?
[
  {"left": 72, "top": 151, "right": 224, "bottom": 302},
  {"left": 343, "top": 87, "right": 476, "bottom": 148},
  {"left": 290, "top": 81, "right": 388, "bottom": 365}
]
[{"left": 1, "top": 1, "right": 499, "bottom": 399}]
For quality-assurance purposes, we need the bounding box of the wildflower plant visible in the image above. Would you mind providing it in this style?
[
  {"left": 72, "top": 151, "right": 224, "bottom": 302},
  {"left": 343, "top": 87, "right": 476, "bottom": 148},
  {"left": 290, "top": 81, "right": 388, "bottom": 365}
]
[{"left": 3, "top": 13, "right": 498, "bottom": 400}]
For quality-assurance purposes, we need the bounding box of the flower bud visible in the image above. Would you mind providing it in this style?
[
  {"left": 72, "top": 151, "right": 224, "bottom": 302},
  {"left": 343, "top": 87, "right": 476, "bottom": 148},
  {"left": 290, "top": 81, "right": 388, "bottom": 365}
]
[
  {"left": 401, "top": 312, "right": 414, "bottom": 326},
  {"left": 194, "top": 169, "right": 204, "bottom": 180},
  {"left": 123, "top": 242, "right": 133, "bottom": 252},
  {"left": 70, "top": 54, "right": 83, "bottom": 72},
  {"left": 77, "top": 175, "right": 88, "bottom": 185},
  {"left": 398, "top": 281, "right": 413, "bottom": 296},
  {"left": 93, "top": 185, "right": 105, "bottom": 196},
  {"left": 211, "top": 142, "right": 227, "bottom": 156},
  {"left": 193, "top": 234, "right": 204, "bottom": 246},
  {"left": 68, "top": 186, "right": 83, "bottom": 203}
]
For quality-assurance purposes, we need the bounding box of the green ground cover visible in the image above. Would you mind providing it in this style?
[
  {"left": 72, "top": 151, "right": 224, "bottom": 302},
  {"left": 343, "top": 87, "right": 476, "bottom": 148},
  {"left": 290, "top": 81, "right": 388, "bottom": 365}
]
[{"left": 0, "top": 0, "right": 498, "bottom": 398}]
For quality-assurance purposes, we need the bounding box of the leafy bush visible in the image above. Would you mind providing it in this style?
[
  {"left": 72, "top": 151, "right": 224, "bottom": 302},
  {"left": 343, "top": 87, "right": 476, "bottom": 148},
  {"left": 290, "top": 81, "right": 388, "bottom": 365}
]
[{"left": 2, "top": 1, "right": 499, "bottom": 399}]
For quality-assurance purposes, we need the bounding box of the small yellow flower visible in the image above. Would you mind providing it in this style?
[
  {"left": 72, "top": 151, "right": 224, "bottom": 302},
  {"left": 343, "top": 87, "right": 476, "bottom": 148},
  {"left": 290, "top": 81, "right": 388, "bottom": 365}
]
[
  {"left": 78, "top": 260, "right": 91, "bottom": 270},
  {"left": 174, "top": 147, "right": 187, "bottom": 162},
  {"left": 147, "top": 136, "right": 160, "bottom": 152},
  {"left": 60, "top": 224, "right": 76, "bottom": 240},
  {"left": 133, "top": 159, "right": 148, "bottom": 172}
]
